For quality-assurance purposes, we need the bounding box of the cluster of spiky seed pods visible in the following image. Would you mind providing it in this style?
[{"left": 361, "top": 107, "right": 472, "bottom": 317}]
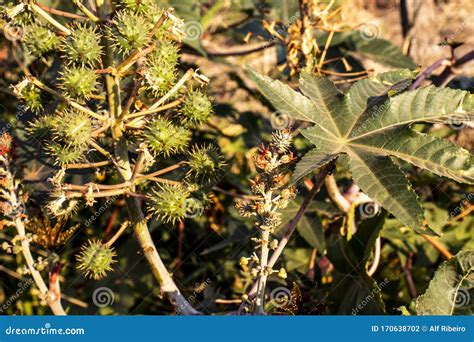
[{"left": 2, "top": 1, "right": 226, "bottom": 280}]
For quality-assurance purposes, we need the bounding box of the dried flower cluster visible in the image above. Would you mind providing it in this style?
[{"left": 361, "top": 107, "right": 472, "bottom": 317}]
[{"left": 236, "top": 129, "right": 296, "bottom": 314}]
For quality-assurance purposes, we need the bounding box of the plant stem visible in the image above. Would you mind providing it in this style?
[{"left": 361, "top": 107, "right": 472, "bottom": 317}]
[
  {"left": 15, "top": 217, "right": 66, "bottom": 315},
  {"left": 254, "top": 189, "right": 272, "bottom": 315},
  {"left": 27, "top": 77, "right": 106, "bottom": 121},
  {"left": 73, "top": 0, "right": 99, "bottom": 22},
  {"left": 36, "top": 3, "right": 88, "bottom": 20},
  {"left": 255, "top": 227, "right": 270, "bottom": 315},
  {"left": 126, "top": 198, "right": 201, "bottom": 314},
  {"left": 239, "top": 162, "right": 333, "bottom": 314},
  {"left": 113, "top": 139, "right": 200, "bottom": 314},
  {"left": 148, "top": 69, "right": 194, "bottom": 111},
  {"left": 324, "top": 174, "right": 351, "bottom": 212},
  {"left": 30, "top": 3, "right": 72, "bottom": 35},
  {"left": 421, "top": 234, "right": 453, "bottom": 260}
]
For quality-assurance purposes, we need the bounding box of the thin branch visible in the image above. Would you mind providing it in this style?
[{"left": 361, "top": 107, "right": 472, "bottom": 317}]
[
  {"left": 239, "top": 161, "right": 334, "bottom": 313},
  {"left": 367, "top": 237, "right": 381, "bottom": 276},
  {"left": 104, "top": 221, "right": 130, "bottom": 247},
  {"left": 136, "top": 161, "right": 186, "bottom": 179},
  {"left": 72, "top": 0, "right": 99, "bottom": 22},
  {"left": 203, "top": 41, "right": 276, "bottom": 57},
  {"left": 27, "top": 77, "right": 106, "bottom": 121},
  {"left": 433, "top": 50, "right": 474, "bottom": 87},
  {"left": 15, "top": 217, "right": 66, "bottom": 315},
  {"left": 36, "top": 3, "right": 88, "bottom": 20},
  {"left": 409, "top": 58, "right": 448, "bottom": 90},
  {"left": 421, "top": 234, "right": 453, "bottom": 260},
  {"left": 324, "top": 174, "right": 351, "bottom": 212},
  {"left": 64, "top": 160, "right": 111, "bottom": 169},
  {"left": 30, "top": 3, "right": 72, "bottom": 35},
  {"left": 148, "top": 69, "right": 194, "bottom": 111},
  {"left": 403, "top": 253, "right": 417, "bottom": 298},
  {"left": 124, "top": 98, "right": 183, "bottom": 121}
]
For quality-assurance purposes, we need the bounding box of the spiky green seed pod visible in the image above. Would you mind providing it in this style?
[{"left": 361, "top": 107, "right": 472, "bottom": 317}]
[
  {"left": 111, "top": 10, "right": 151, "bottom": 55},
  {"left": 53, "top": 109, "right": 93, "bottom": 148},
  {"left": 23, "top": 24, "right": 60, "bottom": 57},
  {"left": 18, "top": 84, "right": 44, "bottom": 113},
  {"left": 144, "top": 117, "right": 191, "bottom": 157},
  {"left": 46, "top": 142, "right": 88, "bottom": 165},
  {"left": 148, "top": 184, "right": 190, "bottom": 224},
  {"left": 187, "top": 144, "right": 226, "bottom": 185},
  {"left": 2, "top": 3, "right": 35, "bottom": 26},
  {"left": 118, "top": 0, "right": 155, "bottom": 14},
  {"left": 62, "top": 24, "right": 102, "bottom": 67},
  {"left": 27, "top": 114, "right": 56, "bottom": 140},
  {"left": 180, "top": 89, "right": 213, "bottom": 126},
  {"left": 143, "top": 40, "right": 179, "bottom": 96},
  {"left": 76, "top": 239, "right": 117, "bottom": 280},
  {"left": 59, "top": 66, "right": 98, "bottom": 99}
]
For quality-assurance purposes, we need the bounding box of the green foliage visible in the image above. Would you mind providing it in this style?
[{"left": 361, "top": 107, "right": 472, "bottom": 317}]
[
  {"left": 415, "top": 250, "right": 473, "bottom": 315},
  {"left": 0, "top": 0, "right": 472, "bottom": 318},
  {"left": 248, "top": 67, "right": 474, "bottom": 234},
  {"left": 17, "top": 83, "right": 43, "bottom": 113}
]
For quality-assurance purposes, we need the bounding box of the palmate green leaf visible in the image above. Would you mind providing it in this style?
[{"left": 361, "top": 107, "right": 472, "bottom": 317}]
[
  {"left": 415, "top": 250, "right": 474, "bottom": 315},
  {"left": 345, "top": 33, "right": 417, "bottom": 69},
  {"left": 248, "top": 67, "right": 474, "bottom": 234}
]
